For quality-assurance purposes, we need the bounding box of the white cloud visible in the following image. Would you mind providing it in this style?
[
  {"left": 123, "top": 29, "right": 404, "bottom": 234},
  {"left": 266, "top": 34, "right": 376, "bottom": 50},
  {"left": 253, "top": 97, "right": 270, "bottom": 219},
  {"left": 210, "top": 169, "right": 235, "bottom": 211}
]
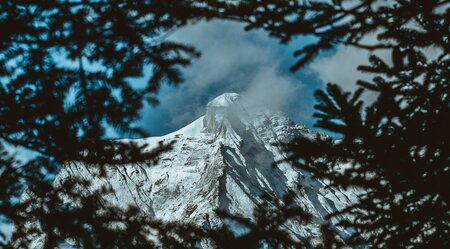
[
  {"left": 308, "top": 33, "right": 391, "bottom": 103},
  {"left": 308, "top": 28, "right": 442, "bottom": 107},
  {"left": 144, "top": 20, "right": 303, "bottom": 130},
  {"left": 242, "top": 65, "right": 302, "bottom": 110}
]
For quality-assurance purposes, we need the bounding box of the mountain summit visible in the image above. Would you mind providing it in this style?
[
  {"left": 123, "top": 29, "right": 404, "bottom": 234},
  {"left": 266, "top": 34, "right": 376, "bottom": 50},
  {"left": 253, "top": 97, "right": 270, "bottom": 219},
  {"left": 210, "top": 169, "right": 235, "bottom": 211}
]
[{"left": 55, "top": 93, "right": 358, "bottom": 244}]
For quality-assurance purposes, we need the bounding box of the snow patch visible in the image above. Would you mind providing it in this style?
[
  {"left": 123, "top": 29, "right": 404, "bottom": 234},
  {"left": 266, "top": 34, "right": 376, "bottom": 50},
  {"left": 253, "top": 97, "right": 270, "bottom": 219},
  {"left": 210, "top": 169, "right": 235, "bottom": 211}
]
[{"left": 54, "top": 93, "right": 359, "bottom": 246}]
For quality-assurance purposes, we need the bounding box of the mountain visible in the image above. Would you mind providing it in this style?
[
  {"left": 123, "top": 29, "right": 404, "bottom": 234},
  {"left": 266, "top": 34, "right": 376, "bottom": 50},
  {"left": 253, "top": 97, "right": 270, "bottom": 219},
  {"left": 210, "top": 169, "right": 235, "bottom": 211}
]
[{"left": 55, "top": 93, "right": 359, "bottom": 245}]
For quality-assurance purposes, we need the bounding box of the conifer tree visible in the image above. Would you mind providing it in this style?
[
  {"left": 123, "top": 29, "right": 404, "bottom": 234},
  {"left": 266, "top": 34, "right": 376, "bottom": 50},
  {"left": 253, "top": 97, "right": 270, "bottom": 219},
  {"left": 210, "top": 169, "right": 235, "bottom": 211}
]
[
  {"left": 1, "top": 0, "right": 448, "bottom": 248},
  {"left": 0, "top": 1, "right": 232, "bottom": 247},
  {"left": 222, "top": 0, "right": 449, "bottom": 247}
]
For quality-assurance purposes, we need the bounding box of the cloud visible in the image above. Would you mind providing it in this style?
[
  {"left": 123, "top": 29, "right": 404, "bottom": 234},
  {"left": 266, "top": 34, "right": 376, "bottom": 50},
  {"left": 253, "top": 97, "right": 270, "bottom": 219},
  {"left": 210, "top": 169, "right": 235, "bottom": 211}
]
[
  {"left": 308, "top": 23, "right": 442, "bottom": 104},
  {"left": 308, "top": 33, "right": 391, "bottom": 103},
  {"left": 140, "top": 20, "right": 303, "bottom": 133},
  {"left": 242, "top": 65, "right": 302, "bottom": 110}
]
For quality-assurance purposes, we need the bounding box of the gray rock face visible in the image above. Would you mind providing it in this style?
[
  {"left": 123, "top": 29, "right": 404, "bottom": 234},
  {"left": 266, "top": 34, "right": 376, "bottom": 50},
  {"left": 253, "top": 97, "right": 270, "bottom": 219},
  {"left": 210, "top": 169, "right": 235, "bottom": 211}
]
[{"left": 55, "top": 93, "right": 359, "bottom": 244}]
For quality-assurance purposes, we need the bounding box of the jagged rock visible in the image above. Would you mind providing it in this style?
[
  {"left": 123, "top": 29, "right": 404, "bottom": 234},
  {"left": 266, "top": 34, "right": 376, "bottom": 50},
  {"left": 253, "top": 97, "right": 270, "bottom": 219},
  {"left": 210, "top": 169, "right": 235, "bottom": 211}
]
[{"left": 55, "top": 93, "right": 359, "bottom": 246}]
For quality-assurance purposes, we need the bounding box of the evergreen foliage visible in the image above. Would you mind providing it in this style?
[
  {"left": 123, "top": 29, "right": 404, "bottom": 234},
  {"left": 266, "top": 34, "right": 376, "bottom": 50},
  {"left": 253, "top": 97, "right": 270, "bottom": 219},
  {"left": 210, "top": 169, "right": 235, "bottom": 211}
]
[
  {"left": 1, "top": 0, "right": 448, "bottom": 248},
  {"left": 0, "top": 0, "right": 231, "bottom": 247},
  {"left": 226, "top": 0, "right": 449, "bottom": 247}
]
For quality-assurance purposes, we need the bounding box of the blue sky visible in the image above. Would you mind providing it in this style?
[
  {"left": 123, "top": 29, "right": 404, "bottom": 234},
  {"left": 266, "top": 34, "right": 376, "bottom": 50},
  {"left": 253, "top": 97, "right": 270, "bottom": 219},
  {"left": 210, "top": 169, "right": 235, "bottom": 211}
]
[
  {"left": 132, "top": 20, "right": 331, "bottom": 136},
  {"left": 130, "top": 20, "right": 392, "bottom": 137},
  {"left": 4, "top": 19, "right": 381, "bottom": 160}
]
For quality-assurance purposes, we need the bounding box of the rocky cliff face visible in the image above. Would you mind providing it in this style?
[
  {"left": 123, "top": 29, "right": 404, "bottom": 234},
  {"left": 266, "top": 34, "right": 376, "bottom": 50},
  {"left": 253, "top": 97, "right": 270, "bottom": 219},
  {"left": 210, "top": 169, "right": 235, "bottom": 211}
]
[{"left": 55, "top": 93, "right": 359, "bottom": 244}]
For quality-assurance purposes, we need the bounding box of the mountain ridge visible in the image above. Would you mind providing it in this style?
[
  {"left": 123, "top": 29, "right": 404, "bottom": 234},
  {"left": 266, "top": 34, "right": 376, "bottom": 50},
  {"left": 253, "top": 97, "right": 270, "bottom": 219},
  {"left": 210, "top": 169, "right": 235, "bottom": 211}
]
[{"left": 55, "top": 93, "right": 358, "bottom": 246}]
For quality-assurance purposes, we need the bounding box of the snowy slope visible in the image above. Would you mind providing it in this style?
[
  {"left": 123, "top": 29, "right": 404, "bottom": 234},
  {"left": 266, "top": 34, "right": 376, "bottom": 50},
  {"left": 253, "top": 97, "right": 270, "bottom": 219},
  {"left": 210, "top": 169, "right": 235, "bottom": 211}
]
[{"left": 55, "top": 93, "right": 359, "bottom": 244}]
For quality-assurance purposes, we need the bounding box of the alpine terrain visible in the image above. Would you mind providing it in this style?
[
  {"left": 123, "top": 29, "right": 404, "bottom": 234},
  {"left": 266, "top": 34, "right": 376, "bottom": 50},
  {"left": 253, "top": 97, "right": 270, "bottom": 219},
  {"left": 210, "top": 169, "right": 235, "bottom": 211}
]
[{"left": 55, "top": 93, "right": 359, "bottom": 245}]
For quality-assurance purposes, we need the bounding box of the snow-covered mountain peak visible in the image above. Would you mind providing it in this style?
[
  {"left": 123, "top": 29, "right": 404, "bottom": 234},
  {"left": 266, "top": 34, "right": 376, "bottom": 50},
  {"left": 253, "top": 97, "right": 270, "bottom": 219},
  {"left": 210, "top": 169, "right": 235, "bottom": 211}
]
[
  {"left": 206, "top": 92, "right": 241, "bottom": 108},
  {"left": 203, "top": 93, "right": 248, "bottom": 135},
  {"left": 53, "top": 93, "right": 360, "bottom": 247}
]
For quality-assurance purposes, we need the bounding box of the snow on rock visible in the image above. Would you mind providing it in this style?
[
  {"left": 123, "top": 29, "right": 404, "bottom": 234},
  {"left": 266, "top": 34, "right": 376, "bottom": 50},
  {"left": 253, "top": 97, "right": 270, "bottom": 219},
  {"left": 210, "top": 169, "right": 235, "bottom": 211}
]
[{"left": 55, "top": 93, "right": 358, "bottom": 244}]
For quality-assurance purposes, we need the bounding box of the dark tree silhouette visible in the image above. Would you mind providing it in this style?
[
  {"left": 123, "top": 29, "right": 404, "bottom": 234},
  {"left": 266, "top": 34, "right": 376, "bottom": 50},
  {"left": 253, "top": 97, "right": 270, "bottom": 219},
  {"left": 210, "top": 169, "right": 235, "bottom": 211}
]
[
  {"left": 0, "top": 0, "right": 233, "bottom": 248},
  {"left": 1, "top": 0, "right": 449, "bottom": 248},
  {"left": 219, "top": 0, "right": 449, "bottom": 248}
]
